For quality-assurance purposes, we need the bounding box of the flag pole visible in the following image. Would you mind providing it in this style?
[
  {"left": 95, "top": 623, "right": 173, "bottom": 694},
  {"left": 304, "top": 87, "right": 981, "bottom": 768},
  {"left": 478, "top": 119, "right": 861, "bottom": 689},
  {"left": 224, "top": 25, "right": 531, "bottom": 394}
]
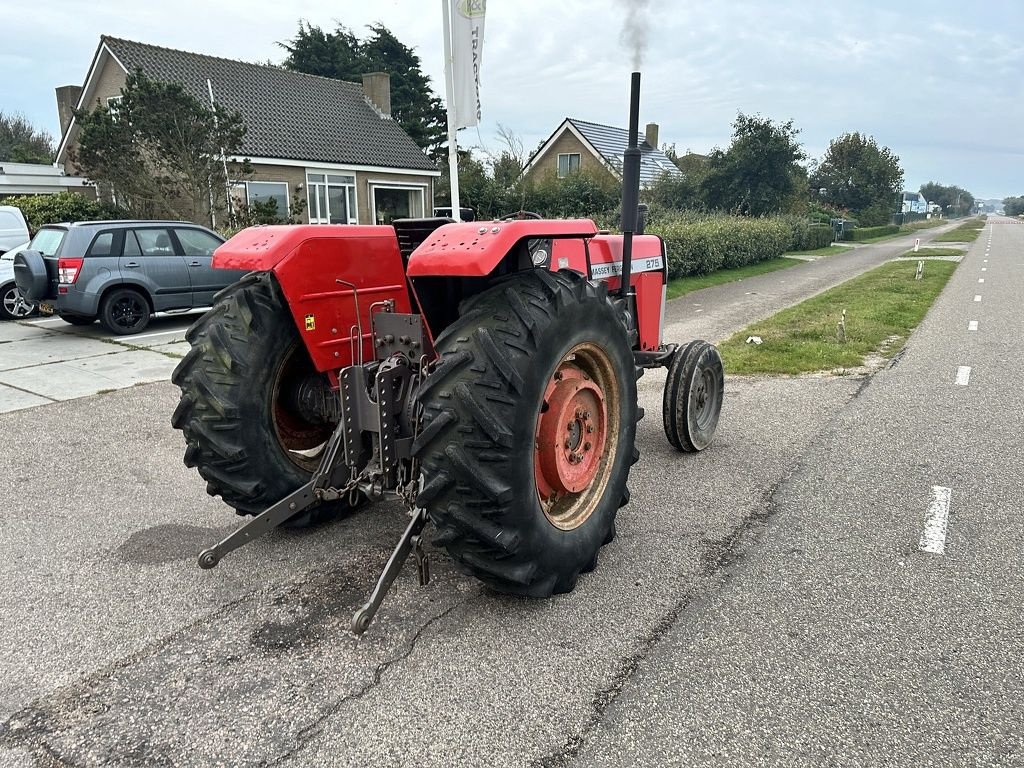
[{"left": 441, "top": 0, "right": 462, "bottom": 222}]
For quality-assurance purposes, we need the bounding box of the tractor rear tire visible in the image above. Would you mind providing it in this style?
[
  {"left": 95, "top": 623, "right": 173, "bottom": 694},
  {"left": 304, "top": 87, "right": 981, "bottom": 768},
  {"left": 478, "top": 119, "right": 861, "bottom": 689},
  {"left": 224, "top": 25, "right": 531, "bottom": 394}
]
[
  {"left": 663, "top": 340, "right": 724, "bottom": 452},
  {"left": 171, "top": 272, "right": 357, "bottom": 526},
  {"left": 413, "top": 270, "right": 639, "bottom": 597}
]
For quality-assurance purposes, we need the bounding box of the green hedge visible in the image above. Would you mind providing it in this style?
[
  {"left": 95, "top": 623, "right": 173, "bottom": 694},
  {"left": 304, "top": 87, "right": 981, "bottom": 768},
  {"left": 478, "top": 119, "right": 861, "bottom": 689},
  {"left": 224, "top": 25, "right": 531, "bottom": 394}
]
[
  {"left": 648, "top": 214, "right": 792, "bottom": 278},
  {"left": 0, "top": 192, "right": 126, "bottom": 232},
  {"left": 783, "top": 215, "right": 834, "bottom": 251},
  {"left": 848, "top": 224, "right": 900, "bottom": 241}
]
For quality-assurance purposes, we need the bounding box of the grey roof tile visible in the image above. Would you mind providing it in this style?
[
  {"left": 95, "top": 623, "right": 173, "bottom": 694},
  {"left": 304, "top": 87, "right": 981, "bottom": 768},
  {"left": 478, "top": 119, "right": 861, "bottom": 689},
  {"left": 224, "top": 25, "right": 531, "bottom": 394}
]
[
  {"left": 101, "top": 36, "right": 437, "bottom": 172},
  {"left": 567, "top": 118, "right": 682, "bottom": 186}
]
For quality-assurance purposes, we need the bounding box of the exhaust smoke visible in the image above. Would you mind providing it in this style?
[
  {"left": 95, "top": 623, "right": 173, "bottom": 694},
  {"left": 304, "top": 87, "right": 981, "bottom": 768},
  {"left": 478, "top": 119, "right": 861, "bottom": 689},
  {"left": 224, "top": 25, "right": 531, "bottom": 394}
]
[{"left": 616, "top": 0, "right": 650, "bottom": 70}]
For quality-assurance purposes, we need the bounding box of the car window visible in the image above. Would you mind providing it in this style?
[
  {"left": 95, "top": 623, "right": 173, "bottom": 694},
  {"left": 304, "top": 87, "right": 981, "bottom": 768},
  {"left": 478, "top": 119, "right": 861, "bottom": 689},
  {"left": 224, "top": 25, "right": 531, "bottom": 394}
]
[
  {"left": 175, "top": 228, "right": 222, "bottom": 256},
  {"left": 123, "top": 231, "right": 142, "bottom": 257},
  {"left": 134, "top": 229, "right": 176, "bottom": 256},
  {"left": 87, "top": 232, "right": 116, "bottom": 257},
  {"left": 28, "top": 228, "right": 66, "bottom": 257}
]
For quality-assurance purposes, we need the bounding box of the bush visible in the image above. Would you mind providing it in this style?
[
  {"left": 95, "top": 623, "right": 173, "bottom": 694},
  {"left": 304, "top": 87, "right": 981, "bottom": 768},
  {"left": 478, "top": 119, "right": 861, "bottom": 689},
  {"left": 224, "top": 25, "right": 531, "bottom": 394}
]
[
  {"left": 849, "top": 224, "right": 900, "bottom": 241},
  {"left": 781, "top": 215, "right": 834, "bottom": 251},
  {"left": 648, "top": 213, "right": 791, "bottom": 278},
  {"left": 1, "top": 191, "right": 126, "bottom": 232}
]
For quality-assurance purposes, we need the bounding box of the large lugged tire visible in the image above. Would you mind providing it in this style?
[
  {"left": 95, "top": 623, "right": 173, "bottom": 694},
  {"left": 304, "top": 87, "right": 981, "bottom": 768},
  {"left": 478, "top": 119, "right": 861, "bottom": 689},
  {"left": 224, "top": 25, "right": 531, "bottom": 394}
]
[
  {"left": 171, "top": 272, "right": 353, "bottom": 525},
  {"left": 663, "top": 340, "right": 724, "bottom": 452},
  {"left": 413, "top": 270, "right": 639, "bottom": 597}
]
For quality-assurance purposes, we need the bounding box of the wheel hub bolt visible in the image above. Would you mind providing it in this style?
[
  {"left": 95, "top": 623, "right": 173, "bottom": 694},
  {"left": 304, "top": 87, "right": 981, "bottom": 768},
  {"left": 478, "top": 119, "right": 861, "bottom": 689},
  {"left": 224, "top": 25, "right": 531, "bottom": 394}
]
[
  {"left": 586, "top": 424, "right": 594, "bottom": 433},
  {"left": 583, "top": 442, "right": 591, "bottom": 451}
]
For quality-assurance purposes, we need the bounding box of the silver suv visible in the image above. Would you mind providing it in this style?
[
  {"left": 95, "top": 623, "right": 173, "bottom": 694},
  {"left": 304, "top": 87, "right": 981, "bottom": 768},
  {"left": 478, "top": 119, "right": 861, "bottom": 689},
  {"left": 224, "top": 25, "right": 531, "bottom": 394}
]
[{"left": 15, "top": 221, "right": 248, "bottom": 334}]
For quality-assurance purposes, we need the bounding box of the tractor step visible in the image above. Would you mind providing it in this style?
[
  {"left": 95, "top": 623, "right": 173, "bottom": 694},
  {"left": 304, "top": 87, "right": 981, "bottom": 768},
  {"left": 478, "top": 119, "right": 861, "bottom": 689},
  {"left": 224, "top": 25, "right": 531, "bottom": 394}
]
[{"left": 351, "top": 507, "right": 430, "bottom": 636}]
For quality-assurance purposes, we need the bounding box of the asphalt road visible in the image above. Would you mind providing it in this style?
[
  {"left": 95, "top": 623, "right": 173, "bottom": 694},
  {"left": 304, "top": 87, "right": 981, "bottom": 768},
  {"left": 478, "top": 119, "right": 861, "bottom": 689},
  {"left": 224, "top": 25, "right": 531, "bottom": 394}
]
[{"left": 1, "top": 218, "right": 1017, "bottom": 766}]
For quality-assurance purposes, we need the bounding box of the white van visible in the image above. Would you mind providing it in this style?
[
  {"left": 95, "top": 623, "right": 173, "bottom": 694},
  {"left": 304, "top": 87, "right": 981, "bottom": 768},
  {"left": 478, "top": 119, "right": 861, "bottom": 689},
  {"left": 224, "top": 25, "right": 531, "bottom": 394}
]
[{"left": 0, "top": 206, "right": 30, "bottom": 255}]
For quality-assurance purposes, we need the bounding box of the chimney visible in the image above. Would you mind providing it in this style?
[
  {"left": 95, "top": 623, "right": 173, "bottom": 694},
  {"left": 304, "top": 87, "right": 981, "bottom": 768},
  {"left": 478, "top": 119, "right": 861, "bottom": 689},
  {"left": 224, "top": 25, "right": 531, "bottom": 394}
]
[
  {"left": 644, "top": 122, "right": 659, "bottom": 149},
  {"left": 55, "top": 85, "right": 83, "bottom": 135},
  {"left": 361, "top": 72, "right": 391, "bottom": 118}
]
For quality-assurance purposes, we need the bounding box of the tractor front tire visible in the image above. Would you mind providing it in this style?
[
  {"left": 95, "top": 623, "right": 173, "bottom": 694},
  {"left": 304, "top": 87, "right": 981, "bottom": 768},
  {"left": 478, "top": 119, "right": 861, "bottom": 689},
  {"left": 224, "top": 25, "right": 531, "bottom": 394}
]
[
  {"left": 414, "top": 270, "right": 639, "bottom": 597},
  {"left": 663, "top": 340, "right": 724, "bottom": 452},
  {"left": 171, "top": 272, "right": 356, "bottom": 526}
]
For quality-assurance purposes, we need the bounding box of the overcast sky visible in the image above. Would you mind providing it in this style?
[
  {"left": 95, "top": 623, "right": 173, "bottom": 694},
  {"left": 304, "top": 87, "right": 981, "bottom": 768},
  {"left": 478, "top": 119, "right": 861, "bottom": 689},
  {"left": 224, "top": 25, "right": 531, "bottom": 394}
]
[{"left": 4, "top": 0, "right": 1022, "bottom": 199}]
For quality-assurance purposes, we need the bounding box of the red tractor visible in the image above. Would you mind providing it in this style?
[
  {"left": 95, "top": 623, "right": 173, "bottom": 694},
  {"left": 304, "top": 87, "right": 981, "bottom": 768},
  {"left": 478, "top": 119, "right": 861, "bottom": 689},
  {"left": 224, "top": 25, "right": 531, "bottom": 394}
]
[{"left": 171, "top": 74, "right": 723, "bottom": 633}]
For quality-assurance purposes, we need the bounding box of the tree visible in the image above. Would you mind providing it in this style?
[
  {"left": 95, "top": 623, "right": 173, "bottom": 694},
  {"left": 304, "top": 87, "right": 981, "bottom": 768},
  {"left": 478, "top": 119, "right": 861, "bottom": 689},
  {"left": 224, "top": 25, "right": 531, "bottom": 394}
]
[
  {"left": 0, "top": 112, "right": 55, "bottom": 164},
  {"left": 700, "top": 114, "right": 807, "bottom": 216},
  {"left": 919, "top": 181, "right": 974, "bottom": 218},
  {"left": 281, "top": 22, "right": 447, "bottom": 160},
  {"left": 811, "top": 133, "right": 903, "bottom": 226},
  {"left": 1004, "top": 196, "right": 1024, "bottom": 217},
  {"left": 72, "top": 70, "right": 249, "bottom": 224}
]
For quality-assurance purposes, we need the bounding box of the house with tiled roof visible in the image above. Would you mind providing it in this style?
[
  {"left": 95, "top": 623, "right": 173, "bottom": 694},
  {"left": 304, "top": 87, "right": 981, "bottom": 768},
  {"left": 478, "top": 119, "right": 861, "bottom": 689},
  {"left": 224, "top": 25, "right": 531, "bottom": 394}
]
[
  {"left": 55, "top": 36, "right": 440, "bottom": 225},
  {"left": 521, "top": 117, "right": 682, "bottom": 188}
]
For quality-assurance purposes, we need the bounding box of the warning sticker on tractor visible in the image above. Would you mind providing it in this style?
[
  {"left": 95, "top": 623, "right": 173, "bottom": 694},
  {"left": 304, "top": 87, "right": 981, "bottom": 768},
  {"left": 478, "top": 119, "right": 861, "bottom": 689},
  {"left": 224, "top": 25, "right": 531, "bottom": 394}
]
[
  {"left": 590, "top": 255, "right": 664, "bottom": 279},
  {"left": 304, "top": 314, "right": 316, "bottom": 331}
]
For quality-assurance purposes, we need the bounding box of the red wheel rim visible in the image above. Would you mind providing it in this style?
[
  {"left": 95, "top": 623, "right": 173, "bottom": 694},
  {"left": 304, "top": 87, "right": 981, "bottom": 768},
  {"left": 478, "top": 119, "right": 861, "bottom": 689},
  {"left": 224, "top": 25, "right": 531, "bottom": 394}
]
[{"left": 534, "top": 343, "right": 620, "bottom": 530}]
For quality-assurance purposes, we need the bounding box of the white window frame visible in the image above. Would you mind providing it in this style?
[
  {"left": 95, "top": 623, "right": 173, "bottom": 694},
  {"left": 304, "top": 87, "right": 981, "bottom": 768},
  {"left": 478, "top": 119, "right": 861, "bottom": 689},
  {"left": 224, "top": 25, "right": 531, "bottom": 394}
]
[
  {"left": 368, "top": 182, "right": 428, "bottom": 224},
  {"left": 557, "top": 153, "right": 581, "bottom": 178},
  {"left": 306, "top": 170, "right": 358, "bottom": 225}
]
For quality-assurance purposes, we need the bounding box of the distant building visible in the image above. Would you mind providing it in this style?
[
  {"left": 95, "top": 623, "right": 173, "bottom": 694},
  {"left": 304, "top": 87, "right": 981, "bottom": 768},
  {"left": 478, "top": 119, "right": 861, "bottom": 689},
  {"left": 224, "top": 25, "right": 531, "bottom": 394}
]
[
  {"left": 521, "top": 117, "right": 682, "bottom": 188},
  {"left": 902, "top": 191, "right": 928, "bottom": 214}
]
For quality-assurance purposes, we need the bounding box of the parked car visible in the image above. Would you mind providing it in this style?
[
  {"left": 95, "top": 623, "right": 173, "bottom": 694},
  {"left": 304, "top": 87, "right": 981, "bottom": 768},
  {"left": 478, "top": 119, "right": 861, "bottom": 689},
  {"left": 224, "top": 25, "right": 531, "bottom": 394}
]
[
  {"left": 0, "top": 243, "right": 39, "bottom": 320},
  {"left": 14, "top": 220, "right": 248, "bottom": 334},
  {"left": 0, "top": 205, "right": 30, "bottom": 255}
]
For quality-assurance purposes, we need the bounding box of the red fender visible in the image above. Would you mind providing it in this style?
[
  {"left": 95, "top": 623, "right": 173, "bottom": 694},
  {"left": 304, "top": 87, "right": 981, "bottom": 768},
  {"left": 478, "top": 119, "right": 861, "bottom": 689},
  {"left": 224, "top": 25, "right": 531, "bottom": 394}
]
[
  {"left": 406, "top": 219, "right": 599, "bottom": 277},
  {"left": 212, "top": 225, "right": 413, "bottom": 374}
]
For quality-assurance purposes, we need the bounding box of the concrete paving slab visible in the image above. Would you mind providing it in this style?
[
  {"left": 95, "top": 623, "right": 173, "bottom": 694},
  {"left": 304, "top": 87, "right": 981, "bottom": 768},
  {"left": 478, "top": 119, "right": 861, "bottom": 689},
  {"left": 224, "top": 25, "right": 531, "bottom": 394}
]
[
  {"left": 0, "top": 323, "right": 56, "bottom": 343},
  {"left": 0, "top": 383, "right": 53, "bottom": 414},
  {"left": 0, "top": 349, "right": 176, "bottom": 400},
  {"left": 0, "top": 336, "right": 117, "bottom": 373},
  {"left": 148, "top": 342, "right": 188, "bottom": 358}
]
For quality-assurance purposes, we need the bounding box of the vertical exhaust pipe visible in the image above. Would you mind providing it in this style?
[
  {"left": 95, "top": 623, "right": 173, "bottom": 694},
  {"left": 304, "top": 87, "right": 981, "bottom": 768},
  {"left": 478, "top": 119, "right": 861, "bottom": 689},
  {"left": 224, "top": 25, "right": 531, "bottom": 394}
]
[{"left": 619, "top": 71, "right": 642, "bottom": 299}]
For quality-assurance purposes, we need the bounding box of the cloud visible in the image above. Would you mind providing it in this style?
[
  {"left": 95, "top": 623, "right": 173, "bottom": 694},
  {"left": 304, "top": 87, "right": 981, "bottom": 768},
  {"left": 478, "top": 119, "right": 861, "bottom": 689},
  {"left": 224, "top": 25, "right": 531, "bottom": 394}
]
[{"left": 5, "top": 0, "right": 1023, "bottom": 196}]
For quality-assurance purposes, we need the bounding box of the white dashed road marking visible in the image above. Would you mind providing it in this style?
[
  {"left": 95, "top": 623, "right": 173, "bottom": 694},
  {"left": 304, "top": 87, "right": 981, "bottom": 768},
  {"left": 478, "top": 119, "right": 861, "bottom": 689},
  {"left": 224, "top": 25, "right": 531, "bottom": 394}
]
[
  {"left": 920, "top": 485, "right": 952, "bottom": 555},
  {"left": 979, "top": 278, "right": 985, "bottom": 283},
  {"left": 968, "top": 321, "right": 979, "bottom": 331},
  {"left": 982, "top": 267, "right": 987, "bottom": 271},
  {"left": 955, "top": 366, "right": 972, "bottom": 386},
  {"left": 974, "top": 295, "right": 982, "bottom": 302}
]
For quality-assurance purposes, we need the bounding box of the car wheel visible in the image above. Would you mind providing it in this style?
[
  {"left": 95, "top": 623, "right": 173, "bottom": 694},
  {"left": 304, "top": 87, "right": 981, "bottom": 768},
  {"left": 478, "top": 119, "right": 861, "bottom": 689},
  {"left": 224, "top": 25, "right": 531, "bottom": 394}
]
[
  {"left": 100, "top": 288, "right": 151, "bottom": 335},
  {"left": 1, "top": 282, "right": 37, "bottom": 320}
]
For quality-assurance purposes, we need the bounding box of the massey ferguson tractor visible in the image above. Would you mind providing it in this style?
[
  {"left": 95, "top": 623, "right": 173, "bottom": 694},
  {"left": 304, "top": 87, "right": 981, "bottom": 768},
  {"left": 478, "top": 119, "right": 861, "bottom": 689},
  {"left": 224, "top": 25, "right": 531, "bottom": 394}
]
[{"left": 170, "top": 74, "right": 724, "bottom": 634}]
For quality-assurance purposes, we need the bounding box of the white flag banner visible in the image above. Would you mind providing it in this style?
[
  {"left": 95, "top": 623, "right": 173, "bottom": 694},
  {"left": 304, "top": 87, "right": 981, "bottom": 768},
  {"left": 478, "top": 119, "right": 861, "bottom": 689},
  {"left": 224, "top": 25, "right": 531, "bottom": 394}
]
[{"left": 450, "top": 0, "right": 486, "bottom": 129}]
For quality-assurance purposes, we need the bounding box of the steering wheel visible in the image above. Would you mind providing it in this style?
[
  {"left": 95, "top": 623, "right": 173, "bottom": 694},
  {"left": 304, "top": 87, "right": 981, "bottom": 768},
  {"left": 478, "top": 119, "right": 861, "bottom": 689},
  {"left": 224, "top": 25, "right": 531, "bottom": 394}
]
[{"left": 498, "top": 210, "right": 543, "bottom": 221}]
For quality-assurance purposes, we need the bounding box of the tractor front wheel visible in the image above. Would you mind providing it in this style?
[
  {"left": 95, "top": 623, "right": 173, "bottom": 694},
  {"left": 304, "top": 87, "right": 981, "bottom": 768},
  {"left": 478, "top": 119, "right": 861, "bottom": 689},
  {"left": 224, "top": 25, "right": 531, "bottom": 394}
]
[
  {"left": 171, "top": 272, "right": 357, "bottom": 526},
  {"left": 413, "top": 270, "right": 639, "bottom": 596},
  {"left": 662, "top": 340, "right": 724, "bottom": 452}
]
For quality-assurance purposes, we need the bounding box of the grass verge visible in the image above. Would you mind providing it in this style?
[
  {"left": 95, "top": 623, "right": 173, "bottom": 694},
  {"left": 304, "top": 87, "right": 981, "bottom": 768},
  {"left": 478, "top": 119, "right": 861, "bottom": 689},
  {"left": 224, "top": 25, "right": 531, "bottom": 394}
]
[
  {"left": 784, "top": 244, "right": 855, "bottom": 258},
  {"left": 932, "top": 219, "right": 984, "bottom": 242},
  {"left": 666, "top": 257, "right": 803, "bottom": 300},
  {"left": 901, "top": 247, "right": 966, "bottom": 258},
  {"left": 718, "top": 260, "right": 958, "bottom": 375}
]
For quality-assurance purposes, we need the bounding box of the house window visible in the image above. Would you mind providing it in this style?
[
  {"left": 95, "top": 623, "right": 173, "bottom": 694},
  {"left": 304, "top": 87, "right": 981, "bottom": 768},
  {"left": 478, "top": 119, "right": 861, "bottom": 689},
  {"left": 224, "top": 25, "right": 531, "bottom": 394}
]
[
  {"left": 307, "top": 172, "right": 357, "bottom": 224},
  {"left": 370, "top": 184, "right": 426, "bottom": 224},
  {"left": 245, "top": 181, "right": 289, "bottom": 219},
  {"left": 557, "top": 153, "right": 581, "bottom": 178},
  {"left": 106, "top": 96, "right": 123, "bottom": 121}
]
